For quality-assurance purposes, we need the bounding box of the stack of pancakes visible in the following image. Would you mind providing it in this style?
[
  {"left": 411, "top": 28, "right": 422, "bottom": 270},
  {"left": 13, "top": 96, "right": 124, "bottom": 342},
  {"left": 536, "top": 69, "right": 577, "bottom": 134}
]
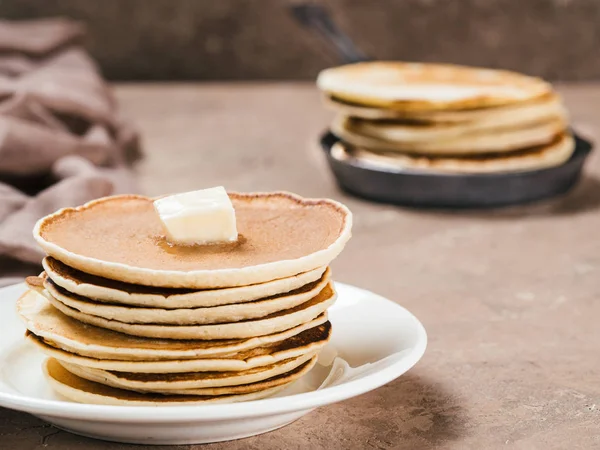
[
  {"left": 18, "top": 192, "right": 352, "bottom": 405},
  {"left": 317, "top": 62, "right": 575, "bottom": 174}
]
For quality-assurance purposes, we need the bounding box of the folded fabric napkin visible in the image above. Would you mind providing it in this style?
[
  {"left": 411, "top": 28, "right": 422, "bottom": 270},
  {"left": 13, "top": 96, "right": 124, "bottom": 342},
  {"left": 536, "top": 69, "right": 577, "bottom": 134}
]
[{"left": 0, "top": 18, "right": 142, "bottom": 287}]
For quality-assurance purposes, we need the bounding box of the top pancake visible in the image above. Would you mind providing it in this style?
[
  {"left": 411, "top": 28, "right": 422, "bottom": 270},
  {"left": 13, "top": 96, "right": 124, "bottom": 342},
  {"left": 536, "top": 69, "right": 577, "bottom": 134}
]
[
  {"left": 317, "top": 62, "right": 552, "bottom": 111},
  {"left": 34, "top": 192, "right": 352, "bottom": 288}
]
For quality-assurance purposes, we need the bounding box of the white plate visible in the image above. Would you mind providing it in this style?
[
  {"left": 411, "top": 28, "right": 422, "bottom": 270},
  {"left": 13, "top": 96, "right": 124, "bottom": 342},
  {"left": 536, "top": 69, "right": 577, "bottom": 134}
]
[{"left": 0, "top": 282, "right": 427, "bottom": 445}]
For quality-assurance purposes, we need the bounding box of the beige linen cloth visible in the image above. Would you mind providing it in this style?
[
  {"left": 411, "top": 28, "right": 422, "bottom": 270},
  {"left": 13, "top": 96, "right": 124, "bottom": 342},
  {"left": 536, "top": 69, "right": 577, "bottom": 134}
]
[{"left": 0, "top": 19, "right": 141, "bottom": 287}]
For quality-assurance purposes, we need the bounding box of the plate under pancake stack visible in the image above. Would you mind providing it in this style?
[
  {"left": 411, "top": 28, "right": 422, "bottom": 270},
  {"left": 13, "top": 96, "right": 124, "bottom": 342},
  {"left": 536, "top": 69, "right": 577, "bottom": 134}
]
[
  {"left": 18, "top": 192, "right": 352, "bottom": 405},
  {"left": 317, "top": 62, "right": 593, "bottom": 208}
]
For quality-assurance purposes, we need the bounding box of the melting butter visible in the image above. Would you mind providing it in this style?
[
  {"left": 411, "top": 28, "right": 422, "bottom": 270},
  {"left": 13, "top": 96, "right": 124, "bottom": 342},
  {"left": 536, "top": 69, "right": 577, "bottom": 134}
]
[{"left": 153, "top": 187, "right": 238, "bottom": 246}]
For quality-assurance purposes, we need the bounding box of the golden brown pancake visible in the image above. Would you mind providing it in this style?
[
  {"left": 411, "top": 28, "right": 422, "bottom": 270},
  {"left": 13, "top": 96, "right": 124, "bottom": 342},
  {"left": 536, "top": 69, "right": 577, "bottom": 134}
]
[
  {"left": 333, "top": 114, "right": 566, "bottom": 155},
  {"left": 42, "top": 269, "right": 331, "bottom": 325},
  {"left": 317, "top": 61, "right": 551, "bottom": 111},
  {"left": 17, "top": 288, "right": 329, "bottom": 361},
  {"left": 41, "top": 282, "right": 336, "bottom": 340},
  {"left": 344, "top": 104, "right": 566, "bottom": 142},
  {"left": 58, "top": 355, "right": 317, "bottom": 395},
  {"left": 44, "top": 358, "right": 288, "bottom": 405},
  {"left": 28, "top": 321, "right": 331, "bottom": 373},
  {"left": 323, "top": 92, "right": 562, "bottom": 122},
  {"left": 331, "top": 133, "right": 575, "bottom": 174},
  {"left": 34, "top": 193, "right": 352, "bottom": 288},
  {"left": 42, "top": 257, "right": 329, "bottom": 308}
]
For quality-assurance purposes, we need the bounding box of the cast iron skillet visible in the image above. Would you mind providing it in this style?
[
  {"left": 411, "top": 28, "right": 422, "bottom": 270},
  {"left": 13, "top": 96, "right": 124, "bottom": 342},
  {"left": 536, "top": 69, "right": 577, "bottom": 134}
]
[
  {"left": 321, "top": 131, "right": 593, "bottom": 208},
  {"left": 292, "top": 4, "right": 595, "bottom": 208}
]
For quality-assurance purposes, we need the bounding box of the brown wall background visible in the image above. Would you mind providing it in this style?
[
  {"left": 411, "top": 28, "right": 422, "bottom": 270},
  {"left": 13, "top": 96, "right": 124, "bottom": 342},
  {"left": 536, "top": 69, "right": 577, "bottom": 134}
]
[{"left": 2, "top": 0, "right": 599, "bottom": 81}]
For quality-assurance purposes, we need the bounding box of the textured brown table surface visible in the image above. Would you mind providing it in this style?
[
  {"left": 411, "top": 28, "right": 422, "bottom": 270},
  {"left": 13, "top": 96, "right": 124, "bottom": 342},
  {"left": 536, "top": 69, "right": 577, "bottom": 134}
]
[{"left": 2, "top": 83, "right": 600, "bottom": 449}]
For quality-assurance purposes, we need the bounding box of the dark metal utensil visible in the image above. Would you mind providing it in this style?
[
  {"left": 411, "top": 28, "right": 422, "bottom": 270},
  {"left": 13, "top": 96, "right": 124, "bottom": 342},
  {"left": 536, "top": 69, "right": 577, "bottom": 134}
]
[
  {"left": 321, "top": 132, "right": 593, "bottom": 209},
  {"left": 290, "top": 3, "right": 370, "bottom": 64}
]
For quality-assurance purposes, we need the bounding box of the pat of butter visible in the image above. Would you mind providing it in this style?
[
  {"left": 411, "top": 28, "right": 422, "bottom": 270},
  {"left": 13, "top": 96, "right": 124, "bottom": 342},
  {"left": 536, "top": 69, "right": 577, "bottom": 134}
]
[{"left": 153, "top": 187, "right": 238, "bottom": 245}]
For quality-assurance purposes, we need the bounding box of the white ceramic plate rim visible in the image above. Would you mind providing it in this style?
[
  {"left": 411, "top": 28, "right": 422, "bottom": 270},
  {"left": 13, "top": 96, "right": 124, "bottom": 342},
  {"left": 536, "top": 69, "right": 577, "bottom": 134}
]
[{"left": 0, "top": 282, "right": 427, "bottom": 423}]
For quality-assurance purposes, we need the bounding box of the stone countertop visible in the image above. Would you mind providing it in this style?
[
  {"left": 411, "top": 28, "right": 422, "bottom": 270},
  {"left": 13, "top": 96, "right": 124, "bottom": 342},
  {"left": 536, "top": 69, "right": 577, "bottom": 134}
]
[{"left": 3, "top": 83, "right": 600, "bottom": 449}]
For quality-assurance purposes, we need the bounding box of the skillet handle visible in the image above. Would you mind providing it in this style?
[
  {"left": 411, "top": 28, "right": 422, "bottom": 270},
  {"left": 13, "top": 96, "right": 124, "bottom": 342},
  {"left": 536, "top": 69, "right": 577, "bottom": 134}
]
[{"left": 289, "top": 3, "right": 371, "bottom": 64}]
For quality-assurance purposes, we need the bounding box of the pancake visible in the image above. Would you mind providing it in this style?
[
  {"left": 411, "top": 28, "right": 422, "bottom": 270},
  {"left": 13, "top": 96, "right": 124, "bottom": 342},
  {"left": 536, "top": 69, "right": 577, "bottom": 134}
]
[
  {"left": 59, "top": 354, "right": 317, "bottom": 394},
  {"left": 28, "top": 321, "right": 330, "bottom": 373},
  {"left": 33, "top": 192, "right": 352, "bottom": 289},
  {"left": 42, "top": 268, "right": 331, "bottom": 325},
  {"left": 331, "top": 133, "right": 575, "bottom": 174},
  {"left": 317, "top": 62, "right": 551, "bottom": 111},
  {"left": 17, "top": 289, "right": 329, "bottom": 361},
  {"left": 344, "top": 106, "right": 566, "bottom": 143},
  {"left": 333, "top": 115, "right": 566, "bottom": 155},
  {"left": 43, "top": 257, "right": 328, "bottom": 308},
  {"left": 323, "top": 92, "right": 564, "bottom": 123},
  {"left": 44, "top": 358, "right": 286, "bottom": 405},
  {"left": 41, "top": 281, "right": 336, "bottom": 340}
]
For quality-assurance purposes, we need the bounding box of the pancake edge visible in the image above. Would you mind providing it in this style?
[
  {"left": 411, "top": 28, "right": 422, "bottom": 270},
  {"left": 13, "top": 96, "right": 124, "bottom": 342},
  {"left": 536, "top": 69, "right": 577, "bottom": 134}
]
[{"left": 33, "top": 192, "right": 352, "bottom": 288}]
